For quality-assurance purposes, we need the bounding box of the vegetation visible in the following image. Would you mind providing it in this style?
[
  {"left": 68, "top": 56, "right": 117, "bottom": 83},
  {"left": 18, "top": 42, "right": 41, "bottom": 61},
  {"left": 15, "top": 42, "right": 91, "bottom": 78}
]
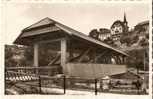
[
  {"left": 5, "top": 45, "right": 33, "bottom": 67},
  {"left": 88, "top": 27, "right": 149, "bottom": 71},
  {"left": 126, "top": 48, "right": 149, "bottom": 71},
  {"left": 5, "top": 44, "right": 59, "bottom": 67}
]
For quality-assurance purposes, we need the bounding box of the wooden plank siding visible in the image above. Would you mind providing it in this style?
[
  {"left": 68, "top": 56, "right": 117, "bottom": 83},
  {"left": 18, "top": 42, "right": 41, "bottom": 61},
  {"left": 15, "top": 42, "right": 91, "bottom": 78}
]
[
  {"left": 21, "top": 26, "right": 60, "bottom": 37},
  {"left": 65, "top": 63, "right": 127, "bottom": 79}
]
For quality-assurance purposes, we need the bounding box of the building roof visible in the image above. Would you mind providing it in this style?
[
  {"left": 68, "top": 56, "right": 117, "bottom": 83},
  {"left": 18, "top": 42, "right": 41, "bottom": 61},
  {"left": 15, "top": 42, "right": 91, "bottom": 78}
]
[
  {"left": 110, "top": 20, "right": 125, "bottom": 29},
  {"left": 23, "top": 18, "right": 54, "bottom": 30},
  {"left": 99, "top": 28, "right": 111, "bottom": 34},
  {"left": 14, "top": 17, "right": 128, "bottom": 56},
  {"left": 136, "top": 20, "right": 149, "bottom": 26}
]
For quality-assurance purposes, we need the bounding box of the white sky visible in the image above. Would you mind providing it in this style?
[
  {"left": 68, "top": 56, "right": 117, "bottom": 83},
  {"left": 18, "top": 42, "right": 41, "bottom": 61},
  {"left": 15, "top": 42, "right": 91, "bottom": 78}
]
[{"left": 1, "top": 2, "right": 149, "bottom": 44}]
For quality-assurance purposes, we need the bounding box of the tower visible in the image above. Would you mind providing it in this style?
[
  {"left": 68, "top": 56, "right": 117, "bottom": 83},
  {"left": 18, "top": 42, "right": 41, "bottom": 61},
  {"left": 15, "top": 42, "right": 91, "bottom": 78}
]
[
  {"left": 123, "top": 13, "right": 128, "bottom": 33},
  {"left": 123, "top": 12, "right": 128, "bottom": 26}
]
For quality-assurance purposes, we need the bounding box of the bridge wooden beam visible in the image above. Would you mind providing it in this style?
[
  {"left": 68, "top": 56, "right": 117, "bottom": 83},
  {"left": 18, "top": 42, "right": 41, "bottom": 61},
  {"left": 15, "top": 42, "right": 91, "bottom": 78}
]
[
  {"left": 94, "top": 50, "right": 108, "bottom": 62},
  {"left": 61, "top": 38, "right": 67, "bottom": 73},
  {"left": 77, "top": 48, "right": 91, "bottom": 62},
  {"left": 119, "top": 56, "right": 124, "bottom": 64},
  {"left": 37, "top": 38, "right": 64, "bottom": 44},
  {"left": 123, "top": 56, "right": 127, "bottom": 63},
  {"left": 68, "top": 50, "right": 84, "bottom": 62},
  {"left": 112, "top": 55, "right": 118, "bottom": 64},
  {"left": 67, "top": 38, "right": 73, "bottom": 62},
  {"left": 48, "top": 53, "right": 61, "bottom": 66},
  {"left": 34, "top": 43, "right": 39, "bottom": 67}
]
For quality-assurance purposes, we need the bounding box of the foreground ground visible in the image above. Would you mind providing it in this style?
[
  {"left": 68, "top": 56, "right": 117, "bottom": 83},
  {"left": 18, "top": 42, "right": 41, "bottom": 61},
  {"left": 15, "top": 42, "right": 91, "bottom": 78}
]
[{"left": 5, "top": 81, "right": 148, "bottom": 95}]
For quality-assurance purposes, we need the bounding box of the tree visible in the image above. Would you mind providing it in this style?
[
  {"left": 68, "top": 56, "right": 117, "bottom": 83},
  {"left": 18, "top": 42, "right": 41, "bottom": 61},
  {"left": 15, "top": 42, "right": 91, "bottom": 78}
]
[
  {"left": 89, "top": 29, "right": 99, "bottom": 40},
  {"left": 126, "top": 48, "right": 147, "bottom": 72},
  {"left": 5, "top": 45, "right": 33, "bottom": 67},
  {"left": 131, "top": 35, "right": 139, "bottom": 45},
  {"left": 139, "top": 38, "right": 148, "bottom": 47},
  {"left": 120, "top": 35, "right": 131, "bottom": 46},
  {"left": 5, "top": 45, "right": 18, "bottom": 67}
]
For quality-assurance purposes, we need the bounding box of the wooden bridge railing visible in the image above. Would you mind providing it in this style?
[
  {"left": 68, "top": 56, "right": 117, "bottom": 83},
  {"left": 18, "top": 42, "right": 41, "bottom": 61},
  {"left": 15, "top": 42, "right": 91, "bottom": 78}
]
[
  {"left": 5, "top": 66, "right": 60, "bottom": 82},
  {"left": 5, "top": 66, "right": 99, "bottom": 95}
]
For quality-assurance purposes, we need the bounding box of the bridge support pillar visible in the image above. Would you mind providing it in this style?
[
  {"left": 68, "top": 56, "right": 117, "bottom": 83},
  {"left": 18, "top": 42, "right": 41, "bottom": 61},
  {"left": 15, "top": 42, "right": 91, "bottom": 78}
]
[{"left": 34, "top": 43, "right": 39, "bottom": 74}]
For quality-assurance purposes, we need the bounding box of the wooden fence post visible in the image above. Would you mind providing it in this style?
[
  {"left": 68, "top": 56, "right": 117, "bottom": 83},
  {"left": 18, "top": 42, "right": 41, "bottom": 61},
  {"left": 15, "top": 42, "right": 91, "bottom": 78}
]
[
  {"left": 63, "top": 75, "right": 66, "bottom": 94},
  {"left": 95, "top": 79, "right": 97, "bottom": 95},
  {"left": 38, "top": 76, "right": 41, "bottom": 94}
]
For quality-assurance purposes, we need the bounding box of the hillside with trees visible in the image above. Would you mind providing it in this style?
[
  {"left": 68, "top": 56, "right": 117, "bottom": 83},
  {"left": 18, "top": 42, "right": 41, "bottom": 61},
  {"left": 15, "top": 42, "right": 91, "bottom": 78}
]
[{"left": 89, "top": 27, "right": 149, "bottom": 71}]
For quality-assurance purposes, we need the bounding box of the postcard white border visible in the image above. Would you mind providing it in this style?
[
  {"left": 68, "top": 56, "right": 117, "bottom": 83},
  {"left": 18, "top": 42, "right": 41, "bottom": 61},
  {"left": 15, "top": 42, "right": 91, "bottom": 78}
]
[{"left": 0, "top": 0, "right": 152, "bottom": 99}]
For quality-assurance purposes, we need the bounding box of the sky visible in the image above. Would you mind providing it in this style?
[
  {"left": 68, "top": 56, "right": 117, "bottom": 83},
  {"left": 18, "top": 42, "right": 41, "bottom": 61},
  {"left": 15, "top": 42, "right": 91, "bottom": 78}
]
[{"left": 1, "top": 2, "right": 149, "bottom": 44}]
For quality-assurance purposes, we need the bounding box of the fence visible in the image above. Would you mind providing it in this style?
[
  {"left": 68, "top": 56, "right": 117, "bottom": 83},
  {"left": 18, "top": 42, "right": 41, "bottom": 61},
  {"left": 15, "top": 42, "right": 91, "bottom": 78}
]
[{"left": 5, "top": 66, "right": 146, "bottom": 95}]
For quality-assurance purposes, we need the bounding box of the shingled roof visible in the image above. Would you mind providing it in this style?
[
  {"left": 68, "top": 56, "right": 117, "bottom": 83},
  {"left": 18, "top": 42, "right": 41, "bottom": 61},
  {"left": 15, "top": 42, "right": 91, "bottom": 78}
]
[{"left": 14, "top": 17, "right": 128, "bottom": 56}]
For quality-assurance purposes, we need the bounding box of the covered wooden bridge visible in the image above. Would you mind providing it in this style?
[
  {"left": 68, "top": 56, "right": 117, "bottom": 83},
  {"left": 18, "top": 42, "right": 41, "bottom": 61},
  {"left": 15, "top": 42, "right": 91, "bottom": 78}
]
[{"left": 14, "top": 17, "right": 128, "bottom": 79}]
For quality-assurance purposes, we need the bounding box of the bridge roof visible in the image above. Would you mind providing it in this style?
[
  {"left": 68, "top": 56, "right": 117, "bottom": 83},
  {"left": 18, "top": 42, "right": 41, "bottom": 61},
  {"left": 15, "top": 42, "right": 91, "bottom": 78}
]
[{"left": 14, "top": 17, "right": 128, "bottom": 56}]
